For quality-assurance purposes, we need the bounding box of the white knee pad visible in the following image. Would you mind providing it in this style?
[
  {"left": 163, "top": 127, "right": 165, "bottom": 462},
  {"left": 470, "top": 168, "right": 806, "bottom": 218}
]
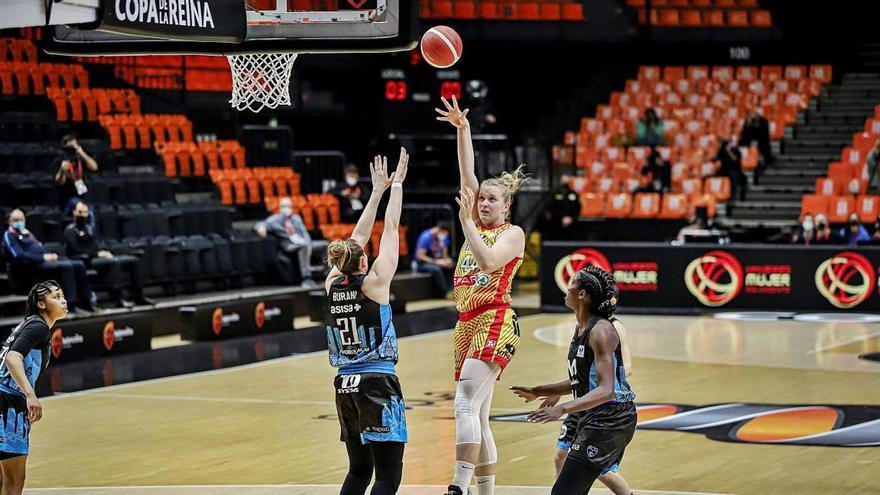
[
  {"left": 455, "top": 360, "right": 498, "bottom": 445},
  {"left": 454, "top": 378, "right": 483, "bottom": 445}
]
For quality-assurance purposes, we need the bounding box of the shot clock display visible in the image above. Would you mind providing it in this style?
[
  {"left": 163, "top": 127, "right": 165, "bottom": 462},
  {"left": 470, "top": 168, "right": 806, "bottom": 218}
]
[{"left": 381, "top": 50, "right": 462, "bottom": 103}]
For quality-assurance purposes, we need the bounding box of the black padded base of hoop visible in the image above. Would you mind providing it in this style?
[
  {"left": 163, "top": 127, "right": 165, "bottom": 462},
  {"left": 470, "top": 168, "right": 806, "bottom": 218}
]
[{"left": 43, "top": 0, "right": 417, "bottom": 57}]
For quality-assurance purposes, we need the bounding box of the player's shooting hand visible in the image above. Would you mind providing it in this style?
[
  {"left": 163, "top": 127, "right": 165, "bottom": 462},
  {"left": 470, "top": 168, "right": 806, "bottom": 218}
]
[
  {"left": 509, "top": 385, "right": 539, "bottom": 403},
  {"left": 435, "top": 96, "right": 470, "bottom": 129},
  {"left": 528, "top": 405, "right": 564, "bottom": 424}
]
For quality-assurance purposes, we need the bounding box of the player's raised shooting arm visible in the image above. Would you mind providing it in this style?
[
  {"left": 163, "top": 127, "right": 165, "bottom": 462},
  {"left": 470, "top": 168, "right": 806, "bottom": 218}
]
[
  {"left": 560, "top": 322, "right": 618, "bottom": 415},
  {"left": 350, "top": 154, "right": 394, "bottom": 247},
  {"left": 370, "top": 149, "right": 409, "bottom": 285},
  {"left": 436, "top": 96, "right": 479, "bottom": 222}
]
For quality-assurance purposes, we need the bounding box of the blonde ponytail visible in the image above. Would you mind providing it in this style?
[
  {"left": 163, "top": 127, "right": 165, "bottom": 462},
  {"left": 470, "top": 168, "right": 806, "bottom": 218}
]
[{"left": 326, "top": 238, "right": 364, "bottom": 275}]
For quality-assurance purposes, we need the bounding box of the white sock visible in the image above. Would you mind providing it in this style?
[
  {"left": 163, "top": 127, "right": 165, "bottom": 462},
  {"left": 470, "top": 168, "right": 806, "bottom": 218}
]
[
  {"left": 475, "top": 475, "right": 495, "bottom": 495},
  {"left": 452, "top": 460, "right": 476, "bottom": 492}
]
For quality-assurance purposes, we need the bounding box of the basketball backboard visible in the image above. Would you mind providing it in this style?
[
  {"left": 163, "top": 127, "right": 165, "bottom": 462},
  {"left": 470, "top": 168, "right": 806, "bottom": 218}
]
[{"left": 44, "top": 0, "right": 418, "bottom": 56}]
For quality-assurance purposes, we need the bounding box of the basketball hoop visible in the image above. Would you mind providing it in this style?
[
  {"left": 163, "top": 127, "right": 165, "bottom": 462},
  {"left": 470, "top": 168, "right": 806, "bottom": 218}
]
[{"left": 227, "top": 53, "right": 298, "bottom": 113}]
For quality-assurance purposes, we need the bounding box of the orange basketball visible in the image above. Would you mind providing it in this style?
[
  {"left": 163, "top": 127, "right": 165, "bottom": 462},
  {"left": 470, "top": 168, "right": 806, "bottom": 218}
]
[{"left": 420, "top": 26, "right": 463, "bottom": 69}]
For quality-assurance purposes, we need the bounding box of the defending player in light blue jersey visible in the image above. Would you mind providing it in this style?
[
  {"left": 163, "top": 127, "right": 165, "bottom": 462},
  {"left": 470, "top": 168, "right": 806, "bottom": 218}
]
[{"left": 323, "top": 148, "right": 409, "bottom": 495}]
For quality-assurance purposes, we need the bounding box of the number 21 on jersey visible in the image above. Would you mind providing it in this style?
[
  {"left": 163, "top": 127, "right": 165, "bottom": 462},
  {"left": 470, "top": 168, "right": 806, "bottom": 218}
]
[{"left": 336, "top": 317, "right": 361, "bottom": 346}]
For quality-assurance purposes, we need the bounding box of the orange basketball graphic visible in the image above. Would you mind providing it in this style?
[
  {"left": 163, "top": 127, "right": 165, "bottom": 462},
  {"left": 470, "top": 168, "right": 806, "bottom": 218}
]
[{"left": 103, "top": 321, "right": 116, "bottom": 351}]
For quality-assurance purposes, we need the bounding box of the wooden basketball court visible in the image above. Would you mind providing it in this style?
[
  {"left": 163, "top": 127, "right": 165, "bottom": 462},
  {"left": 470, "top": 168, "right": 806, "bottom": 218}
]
[{"left": 24, "top": 313, "right": 880, "bottom": 494}]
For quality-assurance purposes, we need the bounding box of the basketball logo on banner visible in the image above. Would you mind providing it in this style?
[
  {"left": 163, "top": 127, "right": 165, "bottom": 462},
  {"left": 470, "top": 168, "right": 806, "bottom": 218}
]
[
  {"left": 554, "top": 248, "right": 612, "bottom": 293},
  {"left": 51, "top": 329, "right": 63, "bottom": 359},
  {"left": 212, "top": 308, "right": 224, "bottom": 336},
  {"left": 103, "top": 321, "right": 116, "bottom": 351},
  {"left": 255, "top": 301, "right": 266, "bottom": 330},
  {"left": 815, "top": 251, "right": 876, "bottom": 309},
  {"left": 684, "top": 250, "right": 744, "bottom": 307}
]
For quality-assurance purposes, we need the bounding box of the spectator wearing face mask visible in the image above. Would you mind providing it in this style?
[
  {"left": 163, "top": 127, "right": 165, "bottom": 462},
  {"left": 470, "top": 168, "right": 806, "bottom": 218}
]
[
  {"left": 812, "top": 213, "right": 836, "bottom": 244},
  {"left": 412, "top": 221, "right": 454, "bottom": 297},
  {"left": 255, "top": 197, "right": 316, "bottom": 287},
  {"left": 333, "top": 165, "right": 367, "bottom": 222},
  {"left": 793, "top": 213, "right": 815, "bottom": 245},
  {"left": 63, "top": 201, "right": 154, "bottom": 308},
  {"left": 3, "top": 209, "right": 97, "bottom": 315},
  {"left": 838, "top": 212, "right": 870, "bottom": 246}
]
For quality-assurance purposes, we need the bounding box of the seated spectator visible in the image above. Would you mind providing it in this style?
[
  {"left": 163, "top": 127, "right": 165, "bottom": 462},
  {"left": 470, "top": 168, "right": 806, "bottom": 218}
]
[
  {"left": 635, "top": 108, "right": 666, "bottom": 146},
  {"left": 873, "top": 214, "right": 880, "bottom": 240},
  {"left": 867, "top": 139, "right": 880, "bottom": 195},
  {"left": 740, "top": 109, "right": 772, "bottom": 183},
  {"left": 812, "top": 213, "right": 837, "bottom": 244},
  {"left": 638, "top": 148, "right": 671, "bottom": 194},
  {"left": 54, "top": 134, "right": 99, "bottom": 215},
  {"left": 839, "top": 211, "right": 870, "bottom": 246},
  {"left": 333, "top": 165, "right": 367, "bottom": 222},
  {"left": 3, "top": 209, "right": 97, "bottom": 314},
  {"left": 255, "top": 197, "right": 317, "bottom": 287},
  {"left": 542, "top": 176, "right": 581, "bottom": 240},
  {"left": 792, "top": 213, "right": 815, "bottom": 245},
  {"left": 412, "top": 222, "right": 454, "bottom": 297},
  {"left": 64, "top": 201, "right": 154, "bottom": 308},
  {"left": 715, "top": 136, "right": 745, "bottom": 201}
]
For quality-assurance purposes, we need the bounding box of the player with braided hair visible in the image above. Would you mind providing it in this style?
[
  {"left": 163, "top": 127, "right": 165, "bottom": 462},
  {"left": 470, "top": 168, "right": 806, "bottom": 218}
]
[
  {"left": 510, "top": 266, "right": 636, "bottom": 495},
  {"left": 0, "top": 280, "right": 67, "bottom": 494}
]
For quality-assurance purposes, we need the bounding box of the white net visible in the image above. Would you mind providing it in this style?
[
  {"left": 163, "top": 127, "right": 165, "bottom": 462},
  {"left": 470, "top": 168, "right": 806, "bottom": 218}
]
[{"left": 226, "top": 53, "right": 298, "bottom": 113}]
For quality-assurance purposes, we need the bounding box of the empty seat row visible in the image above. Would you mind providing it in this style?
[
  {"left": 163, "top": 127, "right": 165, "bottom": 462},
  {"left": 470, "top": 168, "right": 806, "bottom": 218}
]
[
  {"left": 0, "top": 62, "right": 89, "bottom": 96},
  {"left": 627, "top": 0, "right": 758, "bottom": 7},
  {"left": 637, "top": 64, "right": 832, "bottom": 84},
  {"left": 0, "top": 38, "right": 37, "bottom": 64},
  {"left": 162, "top": 140, "right": 247, "bottom": 177},
  {"left": 47, "top": 88, "right": 140, "bottom": 122},
  {"left": 319, "top": 222, "right": 410, "bottom": 257},
  {"left": 0, "top": 173, "right": 175, "bottom": 210},
  {"left": 801, "top": 194, "right": 879, "bottom": 224},
  {"left": 637, "top": 8, "right": 771, "bottom": 27},
  {"left": 99, "top": 114, "right": 194, "bottom": 150},
  {"left": 0, "top": 112, "right": 56, "bottom": 143},
  {"left": 422, "top": 0, "right": 585, "bottom": 21},
  {"left": 579, "top": 192, "right": 718, "bottom": 219}
]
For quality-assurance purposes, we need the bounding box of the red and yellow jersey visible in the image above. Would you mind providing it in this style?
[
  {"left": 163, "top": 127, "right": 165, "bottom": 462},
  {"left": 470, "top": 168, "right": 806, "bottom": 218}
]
[{"left": 453, "top": 222, "right": 523, "bottom": 313}]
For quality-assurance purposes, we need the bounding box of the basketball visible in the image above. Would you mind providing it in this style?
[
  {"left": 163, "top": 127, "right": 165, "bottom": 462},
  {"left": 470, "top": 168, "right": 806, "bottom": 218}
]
[{"left": 420, "top": 26, "right": 463, "bottom": 69}]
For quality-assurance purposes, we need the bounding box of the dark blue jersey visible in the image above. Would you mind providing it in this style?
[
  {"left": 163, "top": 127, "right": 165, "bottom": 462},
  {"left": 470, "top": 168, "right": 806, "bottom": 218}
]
[{"left": 0, "top": 316, "right": 50, "bottom": 398}]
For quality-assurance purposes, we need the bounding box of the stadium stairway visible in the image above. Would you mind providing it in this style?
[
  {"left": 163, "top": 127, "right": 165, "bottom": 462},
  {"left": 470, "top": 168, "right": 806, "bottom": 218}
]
[{"left": 726, "top": 71, "right": 880, "bottom": 228}]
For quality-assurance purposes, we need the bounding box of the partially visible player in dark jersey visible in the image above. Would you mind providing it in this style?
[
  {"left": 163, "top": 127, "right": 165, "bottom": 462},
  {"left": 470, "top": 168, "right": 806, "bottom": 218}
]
[
  {"left": 324, "top": 149, "right": 409, "bottom": 495},
  {"left": 510, "top": 266, "right": 636, "bottom": 495},
  {"left": 0, "top": 280, "right": 67, "bottom": 495}
]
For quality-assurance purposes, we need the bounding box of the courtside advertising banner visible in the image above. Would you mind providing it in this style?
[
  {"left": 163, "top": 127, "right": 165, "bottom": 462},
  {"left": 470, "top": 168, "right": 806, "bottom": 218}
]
[
  {"left": 98, "top": 0, "right": 246, "bottom": 42},
  {"left": 541, "top": 242, "right": 880, "bottom": 312}
]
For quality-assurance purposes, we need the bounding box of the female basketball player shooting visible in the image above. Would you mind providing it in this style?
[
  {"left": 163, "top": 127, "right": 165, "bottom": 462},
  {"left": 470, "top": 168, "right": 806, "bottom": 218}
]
[
  {"left": 0, "top": 280, "right": 67, "bottom": 495},
  {"left": 436, "top": 96, "right": 527, "bottom": 495},
  {"left": 511, "top": 266, "right": 637, "bottom": 495},
  {"left": 324, "top": 149, "right": 409, "bottom": 495}
]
